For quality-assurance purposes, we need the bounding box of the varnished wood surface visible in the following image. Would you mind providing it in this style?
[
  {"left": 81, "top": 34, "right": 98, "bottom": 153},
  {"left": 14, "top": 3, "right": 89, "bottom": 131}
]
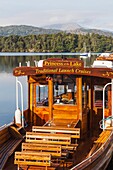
[
  {"left": 32, "top": 126, "right": 80, "bottom": 138},
  {"left": 22, "top": 143, "right": 62, "bottom": 157},
  {"left": 26, "top": 132, "right": 71, "bottom": 145},
  {"left": 0, "top": 126, "right": 23, "bottom": 170},
  {"left": 14, "top": 152, "right": 51, "bottom": 167}
]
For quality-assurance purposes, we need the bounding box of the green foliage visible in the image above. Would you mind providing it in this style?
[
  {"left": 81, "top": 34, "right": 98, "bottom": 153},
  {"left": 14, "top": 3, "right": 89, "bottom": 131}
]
[{"left": 0, "top": 32, "right": 113, "bottom": 53}]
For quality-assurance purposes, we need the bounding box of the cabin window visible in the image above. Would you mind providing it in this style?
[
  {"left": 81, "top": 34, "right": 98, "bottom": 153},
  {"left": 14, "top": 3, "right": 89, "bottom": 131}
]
[
  {"left": 53, "top": 75, "right": 77, "bottom": 105},
  {"left": 94, "top": 86, "right": 108, "bottom": 108},
  {"left": 36, "top": 85, "right": 48, "bottom": 106},
  {"left": 54, "top": 85, "right": 65, "bottom": 96}
]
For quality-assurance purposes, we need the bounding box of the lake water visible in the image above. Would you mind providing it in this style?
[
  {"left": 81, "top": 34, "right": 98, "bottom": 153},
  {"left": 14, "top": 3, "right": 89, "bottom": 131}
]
[
  {"left": 0, "top": 54, "right": 46, "bottom": 126},
  {"left": 0, "top": 56, "right": 28, "bottom": 126},
  {"left": 0, "top": 54, "right": 97, "bottom": 126}
]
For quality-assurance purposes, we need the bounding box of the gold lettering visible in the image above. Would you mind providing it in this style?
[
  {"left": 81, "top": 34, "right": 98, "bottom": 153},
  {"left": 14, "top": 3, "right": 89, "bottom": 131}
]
[
  {"left": 70, "top": 62, "right": 82, "bottom": 67},
  {"left": 64, "top": 63, "right": 69, "bottom": 66},
  {"left": 44, "top": 61, "right": 49, "bottom": 66},
  {"left": 15, "top": 70, "right": 25, "bottom": 75},
  {"left": 36, "top": 68, "right": 58, "bottom": 74},
  {"left": 44, "top": 61, "right": 63, "bottom": 67},
  {"left": 75, "top": 69, "right": 91, "bottom": 74},
  {"left": 102, "top": 71, "right": 113, "bottom": 77},
  {"left": 58, "top": 68, "right": 74, "bottom": 73},
  {"left": 43, "top": 61, "right": 83, "bottom": 67}
]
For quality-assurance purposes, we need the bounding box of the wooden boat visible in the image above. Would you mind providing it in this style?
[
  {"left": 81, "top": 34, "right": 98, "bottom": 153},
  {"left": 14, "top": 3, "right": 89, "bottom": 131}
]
[
  {"left": 96, "top": 53, "right": 113, "bottom": 61},
  {"left": 1, "top": 56, "right": 113, "bottom": 170}
]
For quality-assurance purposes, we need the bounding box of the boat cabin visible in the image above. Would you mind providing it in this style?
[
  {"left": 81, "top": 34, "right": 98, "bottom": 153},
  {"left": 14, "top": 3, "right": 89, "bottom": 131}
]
[{"left": 13, "top": 57, "right": 113, "bottom": 137}]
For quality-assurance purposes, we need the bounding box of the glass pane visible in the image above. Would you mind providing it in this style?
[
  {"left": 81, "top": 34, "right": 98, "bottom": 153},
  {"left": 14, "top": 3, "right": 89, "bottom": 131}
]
[
  {"left": 94, "top": 85, "right": 108, "bottom": 108},
  {"left": 36, "top": 85, "right": 48, "bottom": 106}
]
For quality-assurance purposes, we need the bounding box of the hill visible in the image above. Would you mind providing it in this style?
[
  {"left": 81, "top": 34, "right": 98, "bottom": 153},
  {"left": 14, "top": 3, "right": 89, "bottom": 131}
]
[{"left": 0, "top": 25, "right": 61, "bottom": 36}]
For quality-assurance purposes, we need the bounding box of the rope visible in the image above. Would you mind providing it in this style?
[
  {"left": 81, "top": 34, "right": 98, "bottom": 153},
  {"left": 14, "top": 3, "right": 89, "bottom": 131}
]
[{"left": 99, "top": 116, "right": 113, "bottom": 129}]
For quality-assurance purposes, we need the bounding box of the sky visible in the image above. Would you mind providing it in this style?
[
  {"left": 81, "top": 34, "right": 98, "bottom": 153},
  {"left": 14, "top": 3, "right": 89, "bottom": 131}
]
[{"left": 0, "top": 0, "right": 113, "bottom": 31}]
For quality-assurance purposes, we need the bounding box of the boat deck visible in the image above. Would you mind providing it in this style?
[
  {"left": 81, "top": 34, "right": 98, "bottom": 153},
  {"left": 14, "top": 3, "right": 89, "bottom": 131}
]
[
  {"left": 3, "top": 128, "right": 97, "bottom": 170},
  {"left": 3, "top": 137, "right": 95, "bottom": 170}
]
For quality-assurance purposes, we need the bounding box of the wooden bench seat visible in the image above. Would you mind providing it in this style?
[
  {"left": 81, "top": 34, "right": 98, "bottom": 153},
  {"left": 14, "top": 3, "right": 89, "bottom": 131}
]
[
  {"left": 14, "top": 152, "right": 58, "bottom": 170},
  {"left": 0, "top": 126, "right": 23, "bottom": 170},
  {"left": 26, "top": 132, "right": 71, "bottom": 145},
  {"left": 94, "top": 130, "right": 111, "bottom": 144},
  {"left": 32, "top": 126, "right": 80, "bottom": 139},
  {"left": 22, "top": 143, "right": 62, "bottom": 157},
  {"left": 18, "top": 166, "right": 56, "bottom": 170},
  {"left": 26, "top": 132, "right": 78, "bottom": 152}
]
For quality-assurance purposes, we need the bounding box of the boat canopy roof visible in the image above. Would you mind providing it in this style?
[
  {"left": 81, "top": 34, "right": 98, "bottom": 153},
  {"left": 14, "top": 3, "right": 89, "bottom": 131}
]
[{"left": 13, "top": 58, "right": 113, "bottom": 79}]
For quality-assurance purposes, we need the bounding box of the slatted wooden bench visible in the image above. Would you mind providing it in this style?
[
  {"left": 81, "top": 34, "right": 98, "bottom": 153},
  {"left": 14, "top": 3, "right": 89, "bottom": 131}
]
[
  {"left": 22, "top": 143, "right": 62, "bottom": 157},
  {"left": 17, "top": 166, "right": 57, "bottom": 170},
  {"left": 14, "top": 152, "right": 57, "bottom": 170},
  {"left": 26, "top": 132, "right": 78, "bottom": 152},
  {"left": 32, "top": 126, "right": 80, "bottom": 139},
  {"left": 0, "top": 125, "right": 23, "bottom": 170},
  {"left": 87, "top": 130, "right": 112, "bottom": 157},
  {"left": 94, "top": 130, "right": 111, "bottom": 144},
  {"left": 26, "top": 132, "right": 71, "bottom": 145}
]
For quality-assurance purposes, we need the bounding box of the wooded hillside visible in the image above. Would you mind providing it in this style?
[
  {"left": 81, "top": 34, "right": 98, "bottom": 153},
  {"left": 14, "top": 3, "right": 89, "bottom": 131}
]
[{"left": 0, "top": 32, "right": 113, "bottom": 52}]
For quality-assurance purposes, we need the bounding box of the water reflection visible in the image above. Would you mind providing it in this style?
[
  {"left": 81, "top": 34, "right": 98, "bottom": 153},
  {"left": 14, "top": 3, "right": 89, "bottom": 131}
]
[
  {"left": 0, "top": 55, "right": 97, "bottom": 71},
  {"left": 0, "top": 56, "right": 47, "bottom": 72},
  {"left": 0, "top": 72, "right": 28, "bottom": 126}
]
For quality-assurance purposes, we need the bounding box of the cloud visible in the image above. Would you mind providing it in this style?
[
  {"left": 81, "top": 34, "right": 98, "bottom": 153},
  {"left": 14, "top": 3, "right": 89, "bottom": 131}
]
[{"left": 0, "top": 0, "right": 113, "bottom": 31}]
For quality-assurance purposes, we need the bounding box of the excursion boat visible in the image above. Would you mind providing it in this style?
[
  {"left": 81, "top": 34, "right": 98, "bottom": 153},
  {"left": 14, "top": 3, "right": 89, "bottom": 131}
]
[
  {"left": 96, "top": 53, "right": 112, "bottom": 61},
  {"left": 1, "top": 56, "right": 113, "bottom": 170}
]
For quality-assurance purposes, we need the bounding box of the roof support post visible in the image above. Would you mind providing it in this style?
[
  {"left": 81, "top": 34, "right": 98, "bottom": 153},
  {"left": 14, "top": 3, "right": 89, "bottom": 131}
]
[
  {"left": 48, "top": 79, "right": 53, "bottom": 120},
  {"left": 76, "top": 77, "right": 82, "bottom": 120}
]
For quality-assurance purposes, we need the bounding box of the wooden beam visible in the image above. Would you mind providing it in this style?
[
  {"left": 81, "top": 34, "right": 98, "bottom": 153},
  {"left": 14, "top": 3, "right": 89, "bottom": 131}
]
[
  {"left": 48, "top": 79, "right": 53, "bottom": 120},
  {"left": 76, "top": 77, "right": 82, "bottom": 120},
  {"left": 30, "top": 83, "right": 33, "bottom": 123},
  {"left": 84, "top": 82, "right": 87, "bottom": 108},
  {"left": 88, "top": 78, "right": 94, "bottom": 134}
]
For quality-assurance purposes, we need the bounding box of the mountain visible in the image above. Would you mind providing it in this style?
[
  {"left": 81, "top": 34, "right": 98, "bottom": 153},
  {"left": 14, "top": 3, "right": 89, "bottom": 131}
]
[
  {"left": 0, "top": 24, "right": 113, "bottom": 37},
  {"left": 44, "top": 23, "right": 82, "bottom": 31},
  {"left": 0, "top": 25, "right": 61, "bottom": 36},
  {"left": 69, "top": 27, "right": 113, "bottom": 37},
  {"left": 44, "top": 23, "right": 113, "bottom": 37}
]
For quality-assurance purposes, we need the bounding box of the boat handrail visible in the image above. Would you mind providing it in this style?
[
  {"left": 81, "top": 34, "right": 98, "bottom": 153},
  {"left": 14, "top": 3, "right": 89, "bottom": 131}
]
[
  {"left": 70, "top": 130, "right": 113, "bottom": 170},
  {"left": 16, "top": 77, "right": 24, "bottom": 127}
]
